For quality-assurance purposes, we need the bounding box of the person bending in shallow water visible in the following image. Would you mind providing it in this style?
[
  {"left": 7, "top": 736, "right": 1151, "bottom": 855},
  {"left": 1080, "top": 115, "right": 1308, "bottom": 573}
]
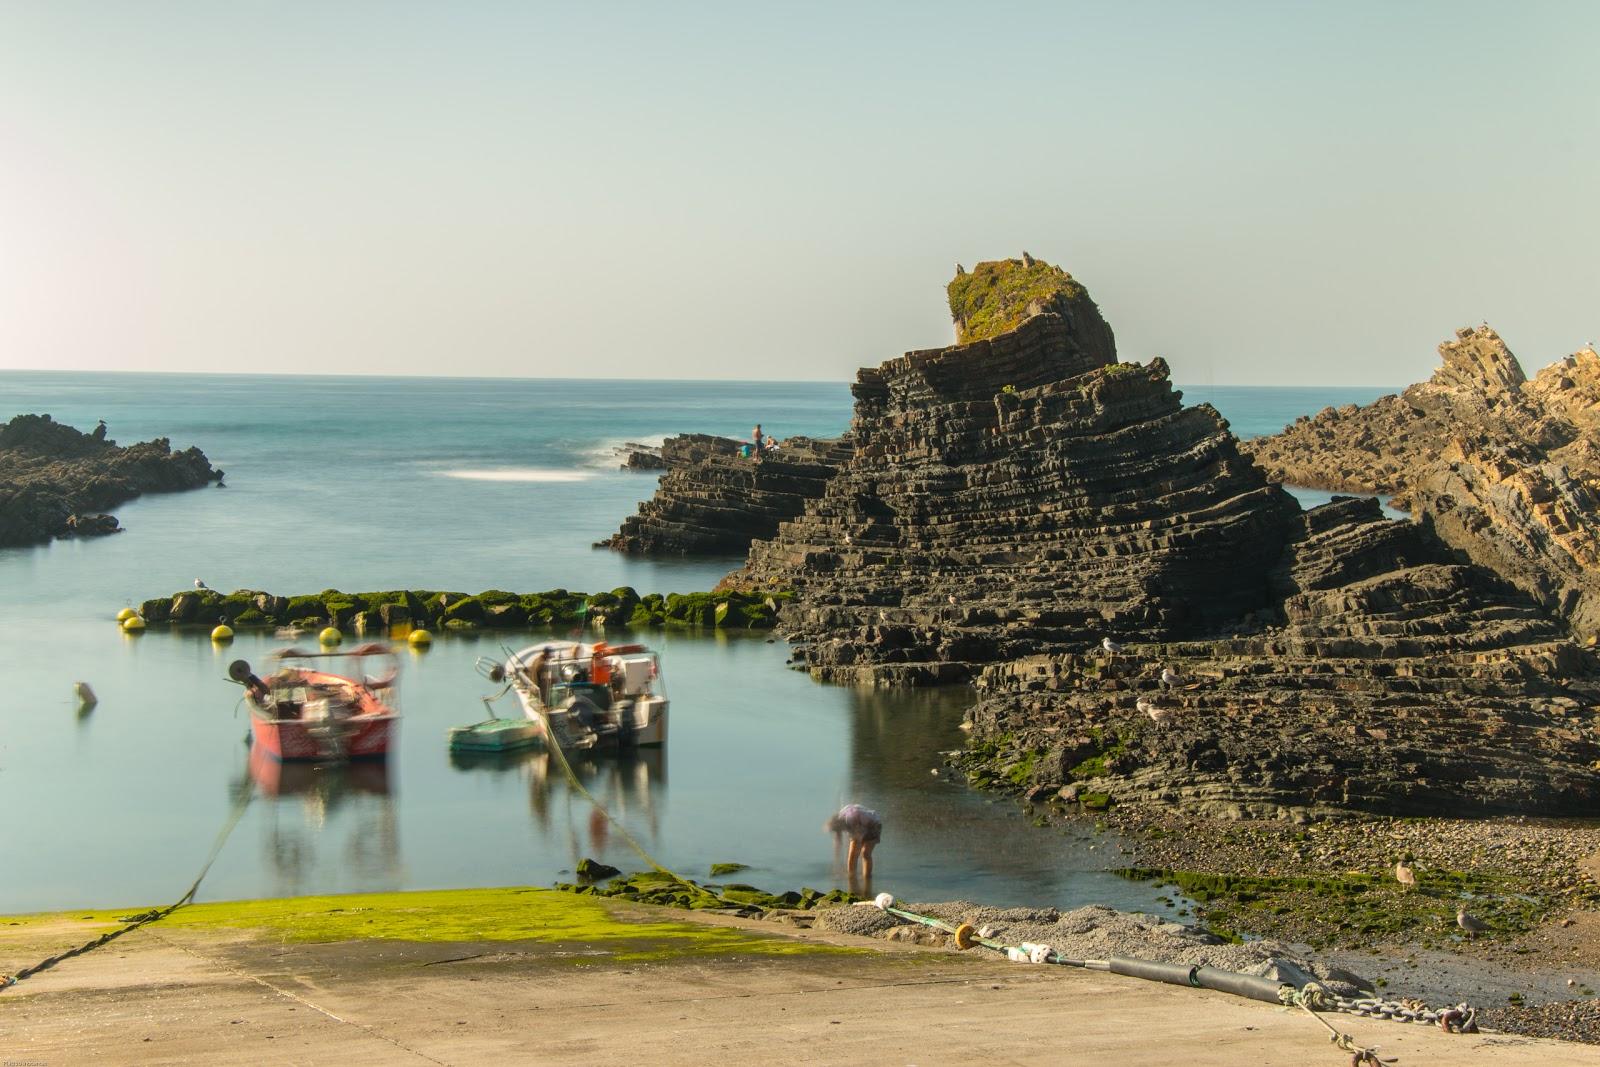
[{"left": 827, "top": 803, "right": 882, "bottom": 884}]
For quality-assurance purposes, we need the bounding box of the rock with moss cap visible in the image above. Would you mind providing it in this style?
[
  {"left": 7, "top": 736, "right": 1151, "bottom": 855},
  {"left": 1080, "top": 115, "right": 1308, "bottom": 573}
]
[{"left": 946, "top": 255, "right": 1113, "bottom": 353}]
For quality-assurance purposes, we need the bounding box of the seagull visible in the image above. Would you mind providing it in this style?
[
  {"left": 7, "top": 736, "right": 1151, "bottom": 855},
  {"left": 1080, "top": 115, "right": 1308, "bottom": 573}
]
[
  {"left": 948, "top": 595, "right": 958, "bottom": 606},
  {"left": 1161, "top": 667, "right": 1181, "bottom": 688},
  {"left": 1395, "top": 858, "right": 1417, "bottom": 892},
  {"left": 1137, "top": 698, "right": 1173, "bottom": 723},
  {"left": 194, "top": 578, "right": 208, "bottom": 590},
  {"left": 73, "top": 682, "right": 97, "bottom": 709},
  {"left": 1457, "top": 907, "right": 1488, "bottom": 940},
  {"left": 1102, "top": 637, "right": 1123, "bottom": 654}
]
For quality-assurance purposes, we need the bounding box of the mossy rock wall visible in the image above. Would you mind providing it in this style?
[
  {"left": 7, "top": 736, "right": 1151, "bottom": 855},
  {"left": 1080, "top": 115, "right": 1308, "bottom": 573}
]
[
  {"left": 947, "top": 256, "right": 1088, "bottom": 344},
  {"left": 129, "top": 586, "right": 791, "bottom": 634}
]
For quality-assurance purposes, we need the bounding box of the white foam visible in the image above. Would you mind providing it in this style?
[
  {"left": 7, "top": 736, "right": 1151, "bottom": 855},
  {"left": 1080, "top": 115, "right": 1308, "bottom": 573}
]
[
  {"left": 438, "top": 468, "right": 595, "bottom": 483},
  {"left": 581, "top": 435, "right": 669, "bottom": 470}
]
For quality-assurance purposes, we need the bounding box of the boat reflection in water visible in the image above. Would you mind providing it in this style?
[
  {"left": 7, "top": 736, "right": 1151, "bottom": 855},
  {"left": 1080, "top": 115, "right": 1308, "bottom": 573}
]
[
  {"left": 243, "top": 745, "right": 401, "bottom": 897},
  {"left": 449, "top": 746, "right": 666, "bottom": 866}
]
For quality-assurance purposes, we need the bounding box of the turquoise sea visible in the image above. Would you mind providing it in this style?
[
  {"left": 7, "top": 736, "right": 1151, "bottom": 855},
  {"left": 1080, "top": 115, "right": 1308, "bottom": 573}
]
[{"left": 0, "top": 372, "right": 1391, "bottom": 915}]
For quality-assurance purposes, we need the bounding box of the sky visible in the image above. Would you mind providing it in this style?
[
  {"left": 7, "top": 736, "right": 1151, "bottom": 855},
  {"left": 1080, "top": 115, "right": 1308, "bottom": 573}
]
[{"left": 0, "top": 1, "right": 1596, "bottom": 386}]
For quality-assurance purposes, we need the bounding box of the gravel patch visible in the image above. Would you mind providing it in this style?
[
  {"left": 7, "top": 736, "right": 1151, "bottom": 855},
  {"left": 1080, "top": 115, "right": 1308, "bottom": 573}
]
[{"left": 814, "top": 900, "right": 1372, "bottom": 996}]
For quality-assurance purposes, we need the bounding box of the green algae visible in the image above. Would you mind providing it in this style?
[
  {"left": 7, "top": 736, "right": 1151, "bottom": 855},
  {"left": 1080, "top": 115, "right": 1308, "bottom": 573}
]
[
  {"left": 129, "top": 586, "right": 792, "bottom": 633},
  {"left": 2, "top": 888, "right": 855, "bottom": 963},
  {"left": 1113, "top": 866, "right": 1556, "bottom": 949},
  {"left": 947, "top": 257, "right": 1085, "bottom": 344},
  {"left": 559, "top": 869, "right": 855, "bottom": 916}
]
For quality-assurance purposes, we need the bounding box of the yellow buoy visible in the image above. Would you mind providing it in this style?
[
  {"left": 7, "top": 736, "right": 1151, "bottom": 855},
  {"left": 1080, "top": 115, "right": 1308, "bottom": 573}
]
[
  {"left": 116, "top": 607, "right": 138, "bottom": 623},
  {"left": 121, "top": 615, "right": 146, "bottom": 632},
  {"left": 408, "top": 628, "right": 433, "bottom": 648},
  {"left": 211, "top": 624, "right": 234, "bottom": 642},
  {"left": 319, "top": 626, "right": 342, "bottom": 646}
]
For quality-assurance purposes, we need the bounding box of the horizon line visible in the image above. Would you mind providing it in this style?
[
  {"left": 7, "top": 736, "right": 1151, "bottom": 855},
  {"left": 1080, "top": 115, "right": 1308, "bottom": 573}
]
[{"left": 0, "top": 366, "right": 1404, "bottom": 392}]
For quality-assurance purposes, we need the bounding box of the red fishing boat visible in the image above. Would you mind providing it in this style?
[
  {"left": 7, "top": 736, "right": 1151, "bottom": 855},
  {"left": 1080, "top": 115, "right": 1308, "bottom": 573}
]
[{"left": 228, "top": 645, "right": 399, "bottom": 761}]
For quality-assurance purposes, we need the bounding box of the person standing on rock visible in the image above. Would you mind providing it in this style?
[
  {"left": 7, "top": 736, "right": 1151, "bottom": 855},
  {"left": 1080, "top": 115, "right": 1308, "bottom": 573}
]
[
  {"left": 827, "top": 803, "right": 882, "bottom": 885},
  {"left": 751, "top": 423, "right": 764, "bottom": 457}
]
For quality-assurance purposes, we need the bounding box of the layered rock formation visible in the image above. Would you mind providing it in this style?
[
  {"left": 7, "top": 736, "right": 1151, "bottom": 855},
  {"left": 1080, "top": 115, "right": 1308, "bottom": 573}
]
[
  {"left": 710, "top": 258, "right": 1600, "bottom": 817},
  {"left": 963, "top": 498, "right": 1600, "bottom": 818},
  {"left": 733, "top": 260, "right": 1300, "bottom": 684},
  {"left": 1243, "top": 328, "right": 1600, "bottom": 637},
  {"left": 601, "top": 433, "right": 850, "bottom": 556},
  {"left": 0, "top": 414, "right": 221, "bottom": 547}
]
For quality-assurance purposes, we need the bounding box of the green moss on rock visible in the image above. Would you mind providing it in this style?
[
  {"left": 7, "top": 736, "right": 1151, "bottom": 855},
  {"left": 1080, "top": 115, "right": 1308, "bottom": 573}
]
[{"left": 947, "top": 256, "right": 1085, "bottom": 344}]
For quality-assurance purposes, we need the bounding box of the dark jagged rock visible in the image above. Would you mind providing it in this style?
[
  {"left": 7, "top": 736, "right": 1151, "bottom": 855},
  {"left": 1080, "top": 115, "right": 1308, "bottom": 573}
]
[
  {"left": 692, "top": 258, "right": 1599, "bottom": 817},
  {"left": 731, "top": 259, "right": 1300, "bottom": 684},
  {"left": 618, "top": 443, "right": 667, "bottom": 470},
  {"left": 1243, "top": 329, "right": 1600, "bottom": 637},
  {"left": 961, "top": 498, "right": 1600, "bottom": 818},
  {"left": 601, "top": 433, "right": 852, "bottom": 556},
  {"left": 0, "top": 414, "right": 221, "bottom": 546}
]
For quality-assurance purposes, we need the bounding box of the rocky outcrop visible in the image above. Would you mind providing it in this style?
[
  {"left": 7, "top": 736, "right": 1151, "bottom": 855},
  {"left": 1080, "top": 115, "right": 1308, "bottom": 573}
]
[
  {"left": 696, "top": 258, "right": 1600, "bottom": 817},
  {"left": 601, "top": 433, "right": 851, "bottom": 556},
  {"left": 133, "top": 585, "right": 791, "bottom": 633},
  {"left": 961, "top": 498, "right": 1600, "bottom": 818},
  {"left": 732, "top": 260, "right": 1301, "bottom": 684},
  {"left": 0, "top": 414, "right": 221, "bottom": 546},
  {"left": 1242, "top": 329, "right": 1600, "bottom": 638}
]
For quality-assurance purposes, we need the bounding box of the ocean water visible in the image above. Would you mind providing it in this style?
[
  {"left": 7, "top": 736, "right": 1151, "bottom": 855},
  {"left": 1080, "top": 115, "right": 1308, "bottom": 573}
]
[{"left": 0, "top": 372, "right": 1394, "bottom": 915}]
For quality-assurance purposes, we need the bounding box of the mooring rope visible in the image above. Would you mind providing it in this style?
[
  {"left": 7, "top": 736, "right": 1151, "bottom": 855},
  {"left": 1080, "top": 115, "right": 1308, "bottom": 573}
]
[
  {"left": 860, "top": 894, "right": 1485, "bottom": 1064},
  {"left": 1, "top": 779, "right": 255, "bottom": 992},
  {"left": 485, "top": 678, "right": 683, "bottom": 884}
]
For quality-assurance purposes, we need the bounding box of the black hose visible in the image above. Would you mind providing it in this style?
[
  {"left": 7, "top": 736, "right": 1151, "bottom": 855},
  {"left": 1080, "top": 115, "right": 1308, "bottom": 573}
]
[
  {"left": 1194, "top": 967, "right": 1289, "bottom": 1005},
  {"left": 1109, "top": 957, "right": 1200, "bottom": 987}
]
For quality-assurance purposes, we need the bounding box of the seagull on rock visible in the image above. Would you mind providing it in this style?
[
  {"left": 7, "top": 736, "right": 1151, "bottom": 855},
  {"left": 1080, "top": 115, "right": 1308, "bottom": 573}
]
[
  {"left": 1395, "top": 858, "right": 1417, "bottom": 892},
  {"left": 1102, "top": 637, "right": 1123, "bottom": 654},
  {"left": 1456, "top": 906, "right": 1488, "bottom": 940},
  {"left": 1137, "top": 698, "right": 1173, "bottom": 723},
  {"left": 1161, "top": 667, "right": 1182, "bottom": 688},
  {"left": 194, "top": 578, "right": 208, "bottom": 591}
]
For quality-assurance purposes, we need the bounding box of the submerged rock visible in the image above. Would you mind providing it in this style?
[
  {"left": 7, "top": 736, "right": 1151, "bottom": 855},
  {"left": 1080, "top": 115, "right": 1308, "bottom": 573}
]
[{"left": 128, "top": 584, "right": 789, "bottom": 632}]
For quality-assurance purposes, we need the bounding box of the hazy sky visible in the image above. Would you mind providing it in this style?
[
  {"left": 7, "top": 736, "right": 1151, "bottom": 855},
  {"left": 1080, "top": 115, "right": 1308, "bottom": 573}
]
[{"left": 1, "top": 2, "right": 1595, "bottom": 385}]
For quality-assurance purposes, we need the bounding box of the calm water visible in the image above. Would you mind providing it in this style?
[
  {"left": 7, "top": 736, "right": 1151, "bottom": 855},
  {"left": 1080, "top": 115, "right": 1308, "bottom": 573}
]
[{"left": 0, "top": 372, "right": 1393, "bottom": 914}]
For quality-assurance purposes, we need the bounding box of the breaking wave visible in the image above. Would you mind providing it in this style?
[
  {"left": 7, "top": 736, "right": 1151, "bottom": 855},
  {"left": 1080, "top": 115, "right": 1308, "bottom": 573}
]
[{"left": 437, "top": 468, "right": 595, "bottom": 483}]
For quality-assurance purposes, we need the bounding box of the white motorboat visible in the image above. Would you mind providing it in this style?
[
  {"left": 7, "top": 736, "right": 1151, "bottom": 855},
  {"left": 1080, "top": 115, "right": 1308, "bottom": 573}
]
[{"left": 476, "top": 640, "right": 668, "bottom": 752}]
